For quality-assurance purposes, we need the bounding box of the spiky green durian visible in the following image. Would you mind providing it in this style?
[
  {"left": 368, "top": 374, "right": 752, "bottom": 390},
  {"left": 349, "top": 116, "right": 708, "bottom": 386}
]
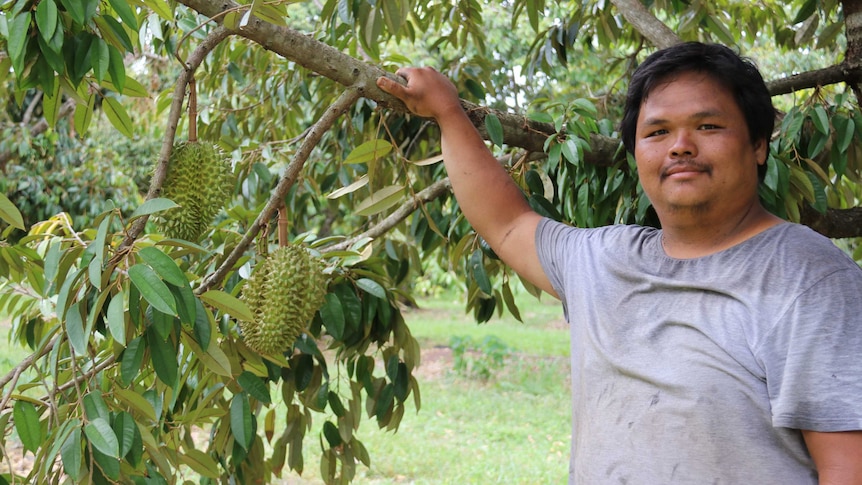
[
  {"left": 240, "top": 245, "right": 329, "bottom": 355},
  {"left": 156, "top": 141, "right": 233, "bottom": 242}
]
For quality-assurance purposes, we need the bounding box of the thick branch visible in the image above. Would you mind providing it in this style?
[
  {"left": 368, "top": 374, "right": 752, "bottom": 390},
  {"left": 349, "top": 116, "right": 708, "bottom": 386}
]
[
  {"left": 610, "top": 0, "right": 681, "bottom": 49},
  {"left": 174, "top": 0, "right": 572, "bottom": 156},
  {"left": 801, "top": 206, "right": 862, "bottom": 239},
  {"left": 766, "top": 63, "right": 862, "bottom": 95},
  {"left": 198, "top": 88, "right": 361, "bottom": 293}
]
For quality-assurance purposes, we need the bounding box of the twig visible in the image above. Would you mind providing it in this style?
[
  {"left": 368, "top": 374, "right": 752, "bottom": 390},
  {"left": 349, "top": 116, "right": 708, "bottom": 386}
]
[
  {"left": 0, "top": 334, "right": 59, "bottom": 413},
  {"left": 198, "top": 87, "right": 362, "bottom": 293},
  {"left": 321, "top": 178, "right": 452, "bottom": 253}
]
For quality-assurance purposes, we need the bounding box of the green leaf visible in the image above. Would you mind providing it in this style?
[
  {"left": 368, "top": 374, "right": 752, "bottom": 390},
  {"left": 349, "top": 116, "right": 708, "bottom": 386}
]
[
  {"left": 128, "top": 264, "right": 177, "bottom": 315},
  {"left": 65, "top": 302, "right": 88, "bottom": 356},
  {"left": 103, "top": 96, "right": 133, "bottom": 137},
  {"left": 484, "top": 113, "right": 504, "bottom": 147},
  {"left": 237, "top": 371, "right": 272, "bottom": 405},
  {"left": 147, "top": 327, "right": 178, "bottom": 387},
  {"left": 35, "top": 0, "right": 59, "bottom": 43},
  {"left": 91, "top": 38, "right": 110, "bottom": 82},
  {"left": 469, "top": 249, "right": 492, "bottom": 296},
  {"left": 178, "top": 449, "right": 222, "bottom": 480},
  {"left": 792, "top": 0, "right": 817, "bottom": 24},
  {"left": 810, "top": 105, "right": 830, "bottom": 135},
  {"left": 73, "top": 92, "right": 95, "bottom": 134},
  {"left": 128, "top": 198, "right": 180, "bottom": 221},
  {"left": 112, "top": 411, "right": 137, "bottom": 458},
  {"left": 138, "top": 247, "right": 187, "bottom": 287},
  {"left": 230, "top": 393, "right": 253, "bottom": 451},
  {"left": 108, "top": 0, "right": 139, "bottom": 29},
  {"left": 121, "top": 336, "right": 145, "bottom": 385},
  {"left": 7, "top": 11, "right": 31, "bottom": 75},
  {"left": 0, "top": 193, "right": 25, "bottom": 230},
  {"left": 93, "top": 448, "right": 120, "bottom": 480},
  {"left": 94, "top": 15, "right": 134, "bottom": 52},
  {"left": 107, "top": 45, "right": 126, "bottom": 93},
  {"left": 84, "top": 418, "right": 119, "bottom": 458},
  {"left": 322, "top": 421, "right": 342, "bottom": 447},
  {"left": 355, "top": 185, "right": 404, "bottom": 216},
  {"left": 61, "top": 425, "right": 84, "bottom": 480},
  {"left": 319, "top": 293, "right": 345, "bottom": 340},
  {"left": 343, "top": 139, "right": 392, "bottom": 165},
  {"left": 193, "top": 298, "right": 211, "bottom": 351},
  {"left": 835, "top": 116, "right": 855, "bottom": 153},
  {"left": 356, "top": 278, "right": 386, "bottom": 299},
  {"left": 13, "top": 400, "right": 43, "bottom": 453},
  {"left": 143, "top": 0, "right": 173, "bottom": 21},
  {"left": 59, "top": 0, "right": 86, "bottom": 25},
  {"left": 107, "top": 290, "right": 126, "bottom": 346},
  {"left": 199, "top": 290, "right": 253, "bottom": 322},
  {"left": 83, "top": 392, "right": 110, "bottom": 421}
]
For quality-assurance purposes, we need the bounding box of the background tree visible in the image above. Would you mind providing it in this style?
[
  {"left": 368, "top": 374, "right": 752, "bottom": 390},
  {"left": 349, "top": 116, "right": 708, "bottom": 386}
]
[{"left": 1, "top": 0, "right": 861, "bottom": 483}]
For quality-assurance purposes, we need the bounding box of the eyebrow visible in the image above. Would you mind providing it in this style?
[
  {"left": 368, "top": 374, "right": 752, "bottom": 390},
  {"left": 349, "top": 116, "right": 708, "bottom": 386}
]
[{"left": 641, "top": 109, "right": 724, "bottom": 127}]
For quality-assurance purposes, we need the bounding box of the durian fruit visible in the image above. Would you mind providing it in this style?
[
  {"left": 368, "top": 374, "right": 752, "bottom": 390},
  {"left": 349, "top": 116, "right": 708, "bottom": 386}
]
[
  {"left": 240, "top": 244, "right": 328, "bottom": 355},
  {"left": 156, "top": 141, "right": 233, "bottom": 242}
]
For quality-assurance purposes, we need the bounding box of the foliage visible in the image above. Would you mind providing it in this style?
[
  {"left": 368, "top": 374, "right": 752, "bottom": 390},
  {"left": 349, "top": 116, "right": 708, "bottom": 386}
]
[{"left": 0, "top": 0, "right": 860, "bottom": 484}]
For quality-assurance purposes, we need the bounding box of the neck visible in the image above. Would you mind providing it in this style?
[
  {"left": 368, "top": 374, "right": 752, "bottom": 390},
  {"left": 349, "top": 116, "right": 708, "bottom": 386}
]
[{"left": 658, "top": 202, "right": 783, "bottom": 259}]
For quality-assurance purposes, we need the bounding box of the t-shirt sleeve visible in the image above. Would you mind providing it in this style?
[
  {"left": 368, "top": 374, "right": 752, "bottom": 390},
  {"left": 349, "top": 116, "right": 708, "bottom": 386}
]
[
  {"left": 535, "top": 218, "right": 575, "bottom": 303},
  {"left": 757, "top": 267, "right": 862, "bottom": 432}
]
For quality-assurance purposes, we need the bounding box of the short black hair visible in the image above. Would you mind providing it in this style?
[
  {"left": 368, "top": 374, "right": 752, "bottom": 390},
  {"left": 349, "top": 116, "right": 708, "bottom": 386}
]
[{"left": 620, "top": 42, "right": 776, "bottom": 170}]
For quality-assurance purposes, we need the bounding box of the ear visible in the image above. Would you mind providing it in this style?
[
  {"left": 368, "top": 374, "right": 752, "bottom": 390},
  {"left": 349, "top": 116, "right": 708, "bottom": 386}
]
[{"left": 753, "top": 138, "right": 769, "bottom": 165}]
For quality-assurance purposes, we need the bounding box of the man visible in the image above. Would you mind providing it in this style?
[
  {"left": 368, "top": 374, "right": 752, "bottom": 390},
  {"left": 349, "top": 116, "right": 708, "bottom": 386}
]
[{"left": 377, "top": 42, "right": 862, "bottom": 483}]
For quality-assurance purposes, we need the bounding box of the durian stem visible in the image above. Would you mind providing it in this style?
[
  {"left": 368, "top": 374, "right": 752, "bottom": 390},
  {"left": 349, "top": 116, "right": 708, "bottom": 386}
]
[
  {"left": 278, "top": 204, "right": 289, "bottom": 247},
  {"left": 189, "top": 77, "right": 198, "bottom": 143}
]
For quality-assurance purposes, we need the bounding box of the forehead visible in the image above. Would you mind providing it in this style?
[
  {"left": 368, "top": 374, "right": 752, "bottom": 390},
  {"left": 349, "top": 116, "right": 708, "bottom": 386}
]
[{"left": 638, "top": 72, "right": 738, "bottom": 120}]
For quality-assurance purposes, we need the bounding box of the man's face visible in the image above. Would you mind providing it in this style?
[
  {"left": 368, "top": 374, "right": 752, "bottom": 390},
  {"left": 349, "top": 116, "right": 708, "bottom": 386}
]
[{"left": 634, "top": 71, "right": 767, "bottom": 219}]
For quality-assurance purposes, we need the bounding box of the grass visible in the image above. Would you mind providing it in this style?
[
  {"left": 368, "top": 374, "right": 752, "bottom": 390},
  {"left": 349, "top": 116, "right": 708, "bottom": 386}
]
[{"left": 0, "top": 289, "right": 572, "bottom": 484}]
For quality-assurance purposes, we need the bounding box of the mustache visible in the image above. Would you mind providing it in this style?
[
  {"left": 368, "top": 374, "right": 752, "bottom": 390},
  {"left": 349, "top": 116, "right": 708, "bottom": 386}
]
[{"left": 660, "top": 159, "right": 712, "bottom": 179}]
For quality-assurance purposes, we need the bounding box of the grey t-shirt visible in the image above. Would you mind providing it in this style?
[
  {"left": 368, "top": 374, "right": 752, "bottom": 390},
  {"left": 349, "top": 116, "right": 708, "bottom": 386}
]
[{"left": 535, "top": 218, "right": 862, "bottom": 484}]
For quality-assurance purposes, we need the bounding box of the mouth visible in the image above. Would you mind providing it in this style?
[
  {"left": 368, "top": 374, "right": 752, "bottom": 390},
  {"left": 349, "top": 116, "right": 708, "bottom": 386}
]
[{"left": 660, "top": 161, "right": 712, "bottom": 180}]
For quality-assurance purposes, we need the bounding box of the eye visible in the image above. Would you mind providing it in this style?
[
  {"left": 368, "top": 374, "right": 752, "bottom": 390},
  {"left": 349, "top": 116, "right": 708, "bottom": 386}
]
[
  {"left": 699, "top": 124, "right": 720, "bottom": 130},
  {"left": 646, "top": 129, "right": 668, "bottom": 137}
]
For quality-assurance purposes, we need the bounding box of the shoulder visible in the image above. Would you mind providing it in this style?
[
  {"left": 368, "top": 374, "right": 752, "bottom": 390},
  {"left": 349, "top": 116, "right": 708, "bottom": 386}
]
[
  {"left": 762, "top": 223, "right": 861, "bottom": 275},
  {"left": 537, "top": 218, "right": 658, "bottom": 247}
]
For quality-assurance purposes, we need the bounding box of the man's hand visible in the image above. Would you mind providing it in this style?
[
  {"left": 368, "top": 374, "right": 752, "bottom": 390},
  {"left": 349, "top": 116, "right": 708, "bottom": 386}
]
[
  {"left": 376, "top": 67, "right": 464, "bottom": 121},
  {"left": 802, "top": 430, "right": 862, "bottom": 484}
]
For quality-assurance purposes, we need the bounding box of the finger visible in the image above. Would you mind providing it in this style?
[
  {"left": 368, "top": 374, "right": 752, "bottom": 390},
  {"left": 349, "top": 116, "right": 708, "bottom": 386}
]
[{"left": 376, "top": 76, "right": 404, "bottom": 96}]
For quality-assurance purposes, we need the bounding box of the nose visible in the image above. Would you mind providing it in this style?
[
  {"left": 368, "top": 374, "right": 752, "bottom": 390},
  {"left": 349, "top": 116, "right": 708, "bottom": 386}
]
[{"left": 669, "top": 130, "right": 697, "bottom": 158}]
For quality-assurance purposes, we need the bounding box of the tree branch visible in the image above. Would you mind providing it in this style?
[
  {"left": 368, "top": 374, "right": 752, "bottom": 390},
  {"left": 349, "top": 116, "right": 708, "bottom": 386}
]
[
  {"left": 198, "top": 87, "right": 362, "bottom": 293},
  {"left": 766, "top": 62, "right": 862, "bottom": 95},
  {"left": 610, "top": 0, "right": 681, "bottom": 49},
  {"left": 322, "top": 179, "right": 453, "bottom": 253},
  {"left": 801, "top": 205, "right": 862, "bottom": 239}
]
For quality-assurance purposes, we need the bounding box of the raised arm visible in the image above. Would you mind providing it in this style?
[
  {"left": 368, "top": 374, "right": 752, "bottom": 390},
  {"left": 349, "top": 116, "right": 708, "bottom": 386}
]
[{"left": 377, "top": 68, "right": 556, "bottom": 297}]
